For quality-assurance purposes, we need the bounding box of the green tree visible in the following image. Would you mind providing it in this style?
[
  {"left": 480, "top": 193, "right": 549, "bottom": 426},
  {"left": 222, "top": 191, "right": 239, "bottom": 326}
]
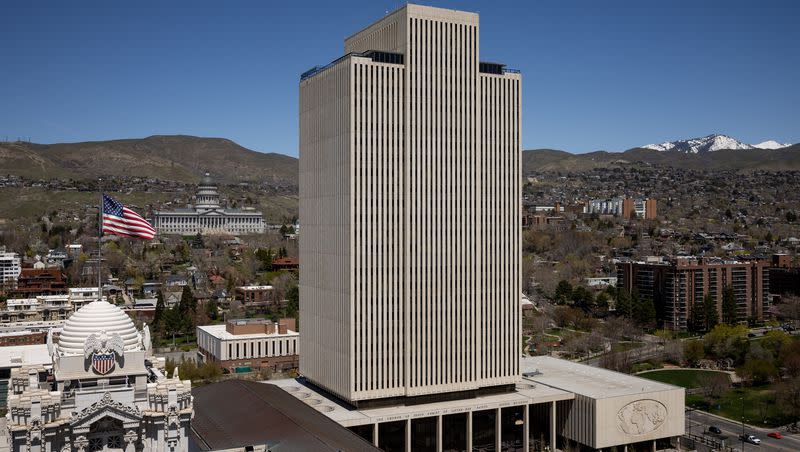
[
  {"left": 635, "top": 296, "right": 657, "bottom": 328},
  {"left": 205, "top": 298, "right": 219, "bottom": 321},
  {"left": 722, "top": 287, "right": 737, "bottom": 325},
  {"left": 285, "top": 284, "right": 299, "bottom": 321},
  {"left": 554, "top": 280, "right": 573, "bottom": 304},
  {"left": 688, "top": 300, "right": 704, "bottom": 332},
  {"left": 178, "top": 285, "right": 197, "bottom": 333},
  {"left": 256, "top": 248, "right": 274, "bottom": 271},
  {"left": 570, "top": 286, "right": 595, "bottom": 312},
  {"left": 684, "top": 340, "right": 705, "bottom": 366},
  {"left": 154, "top": 291, "right": 166, "bottom": 333},
  {"left": 615, "top": 289, "right": 633, "bottom": 318},
  {"left": 702, "top": 293, "right": 719, "bottom": 331}
]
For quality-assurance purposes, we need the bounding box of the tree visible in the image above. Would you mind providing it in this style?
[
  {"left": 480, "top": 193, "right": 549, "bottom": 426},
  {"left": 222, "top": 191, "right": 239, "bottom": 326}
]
[
  {"left": 688, "top": 300, "right": 703, "bottom": 333},
  {"left": 778, "top": 377, "right": 800, "bottom": 428},
  {"left": 205, "top": 298, "right": 219, "bottom": 321},
  {"left": 722, "top": 287, "right": 737, "bottom": 325},
  {"left": 702, "top": 294, "right": 719, "bottom": 331},
  {"left": 554, "top": 280, "right": 572, "bottom": 304},
  {"left": 615, "top": 289, "right": 633, "bottom": 318},
  {"left": 154, "top": 291, "right": 166, "bottom": 333},
  {"left": 736, "top": 359, "right": 778, "bottom": 386},
  {"left": 684, "top": 340, "right": 705, "bottom": 366},
  {"left": 285, "top": 283, "right": 299, "bottom": 321},
  {"left": 570, "top": 286, "right": 594, "bottom": 312},
  {"left": 632, "top": 289, "right": 656, "bottom": 328},
  {"left": 178, "top": 286, "right": 197, "bottom": 333}
]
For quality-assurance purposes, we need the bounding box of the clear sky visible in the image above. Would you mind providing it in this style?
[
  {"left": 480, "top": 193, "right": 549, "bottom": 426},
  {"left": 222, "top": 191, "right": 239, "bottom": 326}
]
[{"left": 1, "top": 0, "right": 798, "bottom": 155}]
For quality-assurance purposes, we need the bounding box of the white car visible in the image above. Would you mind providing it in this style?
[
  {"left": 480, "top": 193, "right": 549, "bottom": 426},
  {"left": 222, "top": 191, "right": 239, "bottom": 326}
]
[{"left": 740, "top": 434, "right": 761, "bottom": 445}]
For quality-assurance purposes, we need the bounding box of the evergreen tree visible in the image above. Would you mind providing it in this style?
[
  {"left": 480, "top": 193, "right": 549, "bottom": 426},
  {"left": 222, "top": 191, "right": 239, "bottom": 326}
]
[
  {"left": 703, "top": 293, "right": 719, "bottom": 331},
  {"left": 722, "top": 287, "right": 738, "bottom": 325},
  {"left": 154, "top": 290, "right": 166, "bottom": 333},
  {"left": 570, "top": 286, "right": 595, "bottom": 312},
  {"left": 689, "top": 299, "right": 704, "bottom": 332},
  {"left": 286, "top": 284, "right": 299, "bottom": 321},
  {"left": 635, "top": 295, "right": 657, "bottom": 328},
  {"left": 554, "top": 280, "right": 573, "bottom": 304},
  {"left": 178, "top": 285, "right": 197, "bottom": 333},
  {"left": 205, "top": 298, "right": 219, "bottom": 321},
  {"left": 615, "top": 289, "right": 633, "bottom": 318}
]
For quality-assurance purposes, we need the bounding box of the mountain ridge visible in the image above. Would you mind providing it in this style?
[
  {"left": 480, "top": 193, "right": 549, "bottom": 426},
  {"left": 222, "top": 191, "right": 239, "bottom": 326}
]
[
  {"left": 523, "top": 144, "right": 800, "bottom": 174},
  {"left": 0, "top": 135, "right": 298, "bottom": 186},
  {"left": 641, "top": 134, "right": 793, "bottom": 153}
]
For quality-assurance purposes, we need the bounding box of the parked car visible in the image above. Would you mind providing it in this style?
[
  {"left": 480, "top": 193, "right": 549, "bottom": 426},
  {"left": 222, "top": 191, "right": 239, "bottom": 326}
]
[
  {"left": 767, "top": 432, "right": 783, "bottom": 439},
  {"left": 708, "top": 426, "right": 722, "bottom": 434},
  {"left": 740, "top": 434, "right": 761, "bottom": 445}
]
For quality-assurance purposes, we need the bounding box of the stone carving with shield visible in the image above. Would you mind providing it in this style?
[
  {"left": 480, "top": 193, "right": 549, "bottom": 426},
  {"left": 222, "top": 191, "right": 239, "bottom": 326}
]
[{"left": 84, "top": 331, "right": 125, "bottom": 375}]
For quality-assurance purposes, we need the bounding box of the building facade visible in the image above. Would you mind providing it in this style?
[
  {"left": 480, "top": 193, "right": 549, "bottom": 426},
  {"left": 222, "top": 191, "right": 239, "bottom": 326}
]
[
  {"left": 300, "top": 4, "right": 521, "bottom": 405},
  {"left": 9, "top": 268, "right": 67, "bottom": 298},
  {"left": 616, "top": 256, "right": 770, "bottom": 330},
  {"left": 5, "top": 300, "right": 193, "bottom": 452},
  {"left": 0, "top": 252, "right": 21, "bottom": 290},
  {"left": 196, "top": 318, "right": 299, "bottom": 373},
  {"left": 585, "top": 197, "right": 656, "bottom": 219},
  {"left": 152, "top": 173, "right": 265, "bottom": 236}
]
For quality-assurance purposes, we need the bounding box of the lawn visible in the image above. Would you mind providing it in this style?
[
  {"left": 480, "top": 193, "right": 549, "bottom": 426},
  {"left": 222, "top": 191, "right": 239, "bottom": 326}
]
[
  {"left": 688, "top": 386, "right": 791, "bottom": 428},
  {"left": 638, "top": 369, "right": 730, "bottom": 389},
  {"left": 611, "top": 341, "right": 644, "bottom": 353},
  {"left": 641, "top": 370, "right": 793, "bottom": 428}
]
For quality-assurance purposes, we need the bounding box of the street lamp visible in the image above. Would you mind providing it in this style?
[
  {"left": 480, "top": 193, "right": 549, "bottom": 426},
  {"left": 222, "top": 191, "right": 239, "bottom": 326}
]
[{"left": 741, "top": 397, "right": 745, "bottom": 451}]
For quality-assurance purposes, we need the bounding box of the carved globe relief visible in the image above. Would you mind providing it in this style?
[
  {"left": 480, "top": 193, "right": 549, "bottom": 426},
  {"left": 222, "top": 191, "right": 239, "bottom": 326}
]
[{"left": 616, "top": 399, "right": 667, "bottom": 435}]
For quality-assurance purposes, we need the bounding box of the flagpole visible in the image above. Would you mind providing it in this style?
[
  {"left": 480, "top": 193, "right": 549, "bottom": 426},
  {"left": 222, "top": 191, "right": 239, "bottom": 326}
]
[{"left": 98, "top": 178, "right": 103, "bottom": 302}]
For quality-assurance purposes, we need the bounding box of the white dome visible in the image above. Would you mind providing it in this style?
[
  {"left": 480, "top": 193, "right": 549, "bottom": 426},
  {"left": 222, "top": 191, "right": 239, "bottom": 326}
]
[{"left": 58, "top": 300, "right": 142, "bottom": 356}]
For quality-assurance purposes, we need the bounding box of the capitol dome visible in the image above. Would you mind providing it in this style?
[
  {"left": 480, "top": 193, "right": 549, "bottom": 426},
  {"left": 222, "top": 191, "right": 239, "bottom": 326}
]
[{"left": 57, "top": 300, "right": 142, "bottom": 356}]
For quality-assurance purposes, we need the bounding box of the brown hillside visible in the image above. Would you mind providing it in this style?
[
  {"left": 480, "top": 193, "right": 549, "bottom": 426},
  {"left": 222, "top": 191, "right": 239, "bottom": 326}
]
[{"left": 0, "top": 135, "right": 298, "bottom": 186}]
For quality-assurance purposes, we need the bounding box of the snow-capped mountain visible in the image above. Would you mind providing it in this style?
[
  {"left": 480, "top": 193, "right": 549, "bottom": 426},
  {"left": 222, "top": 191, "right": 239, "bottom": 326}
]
[
  {"left": 642, "top": 134, "right": 792, "bottom": 153},
  {"left": 753, "top": 140, "right": 792, "bottom": 150}
]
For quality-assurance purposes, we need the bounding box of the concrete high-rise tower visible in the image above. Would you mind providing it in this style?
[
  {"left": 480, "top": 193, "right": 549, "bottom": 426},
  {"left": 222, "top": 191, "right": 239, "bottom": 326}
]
[{"left": 299, "top": 4, "right": 521, "bottom": 406}]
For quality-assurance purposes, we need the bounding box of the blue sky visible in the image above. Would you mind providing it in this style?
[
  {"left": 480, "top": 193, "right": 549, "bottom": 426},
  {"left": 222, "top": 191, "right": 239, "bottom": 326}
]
[{"left": 1, "top": 0, "right": 798, "bottom": 155}]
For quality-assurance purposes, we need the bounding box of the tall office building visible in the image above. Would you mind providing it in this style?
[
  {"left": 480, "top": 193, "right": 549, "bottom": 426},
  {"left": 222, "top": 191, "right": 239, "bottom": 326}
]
[{"left": 300, "top": 4, "right": 521, "bottom": 405}]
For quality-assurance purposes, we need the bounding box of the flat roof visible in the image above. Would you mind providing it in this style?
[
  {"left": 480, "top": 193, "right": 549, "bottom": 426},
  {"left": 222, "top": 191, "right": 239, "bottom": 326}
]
[
  {"left": 196, "top": 324, "right": 297, "bottom": 340},
  {"left": 191, "top": 380, "right": 380, "bottom": 451},
  {"left": 272, "top": 378, "right": 573, "bottom": 428},
  {"left": 521, "top": 356, "right": 681, "bottom": 399},
  {"left": 0, "top": 344, "right": 52, "bottom": 369}
]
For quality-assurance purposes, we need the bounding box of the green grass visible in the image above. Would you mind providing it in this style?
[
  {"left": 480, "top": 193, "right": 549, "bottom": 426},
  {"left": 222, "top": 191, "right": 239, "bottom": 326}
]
[
  {"left": 689, "top": 386, "right": 790, "bottom": 428},
  {"left": 611, "top": 341, "right": 644, "bottom": 352},
  {"left": 638, "top": 369, "right": 730, "bottom": 389}
]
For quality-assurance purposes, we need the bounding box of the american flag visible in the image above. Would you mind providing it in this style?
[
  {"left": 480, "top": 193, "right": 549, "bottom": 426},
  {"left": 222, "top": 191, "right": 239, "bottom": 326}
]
[{"left": 102, "top": 194, "right": 156, "bottom": 240}]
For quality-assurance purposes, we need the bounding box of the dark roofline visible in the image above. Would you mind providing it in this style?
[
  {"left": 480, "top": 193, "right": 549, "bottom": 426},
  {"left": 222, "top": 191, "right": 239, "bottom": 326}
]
[{"left": 191, "top": 380, "right": 379, "bottom": 451}]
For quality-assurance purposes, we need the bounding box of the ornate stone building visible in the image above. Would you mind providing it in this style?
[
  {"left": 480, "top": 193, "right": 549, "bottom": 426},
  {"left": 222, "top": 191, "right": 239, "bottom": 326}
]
[
  {"left": 5, "top": 300, "right": 193, "bottom": 452},
  {"left": 151, "top": 173, "right": 265, "bottom": 236}
]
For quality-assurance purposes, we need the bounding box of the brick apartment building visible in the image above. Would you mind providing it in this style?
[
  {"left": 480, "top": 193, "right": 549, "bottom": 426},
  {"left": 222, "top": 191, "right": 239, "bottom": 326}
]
[
  {"left": 616, "top": 256, "right": 770, "bottom": 330},
  {"left": 9, "top": 268, "right": 67, "bottom": 298}
]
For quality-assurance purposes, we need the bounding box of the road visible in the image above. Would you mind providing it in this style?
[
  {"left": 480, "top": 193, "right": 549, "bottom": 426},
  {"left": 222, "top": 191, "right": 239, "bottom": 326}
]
[{"left": 687, "top": 409, "right": 800, "bottom": 452}]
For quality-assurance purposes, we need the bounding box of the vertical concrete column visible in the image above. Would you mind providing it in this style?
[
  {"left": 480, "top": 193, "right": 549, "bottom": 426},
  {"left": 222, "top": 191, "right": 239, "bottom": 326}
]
[
  {"left": 436, "top": 415, "right": 443, "bottom": 452},
  {"left": 496, "top": 408, "right": 502, "bottom": 452},
  {"left": 406, "top": 418, "right": 411, "bottom": 452},
  {"left": 467, "top": 412, "right": 473, "bottom": 451},
  {"left": 550, "top": 401, "right": 557, "bottom": 451},
  {"left": 373, "top": 423, "right": 379, "bottom": 447},
  {"left": 523, "top": 404, "right": 530, "bottom": 452},
  {"left": 652, "top": 440, "right": 656, "bottom": 452}
]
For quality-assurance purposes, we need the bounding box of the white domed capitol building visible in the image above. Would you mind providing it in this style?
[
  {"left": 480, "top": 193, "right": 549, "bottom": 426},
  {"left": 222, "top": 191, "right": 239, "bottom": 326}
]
[
  {"left": 5, "top": 300, "right": 193, "bottom": 452},
  {"left": 151, "top": 173, "right": 265, "bottom": 235}
]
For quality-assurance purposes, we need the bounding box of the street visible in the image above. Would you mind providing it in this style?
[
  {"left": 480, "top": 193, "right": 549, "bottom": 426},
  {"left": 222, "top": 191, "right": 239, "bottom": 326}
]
[{"left": 687, "top": 409, "right": 800, "bottom": 452}]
